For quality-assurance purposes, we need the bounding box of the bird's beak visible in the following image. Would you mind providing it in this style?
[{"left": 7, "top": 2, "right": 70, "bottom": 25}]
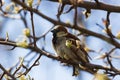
[
  {"left": 51, "top": 29, "right": 57, "bottom": 33},
  {"left": 51, "top": 29, "right": 54, "bottom": 33}
]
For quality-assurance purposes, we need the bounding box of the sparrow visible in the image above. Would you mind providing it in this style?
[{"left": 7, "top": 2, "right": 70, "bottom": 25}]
[{"left": 51, "top": 25, "right": 90, "bottom": 76}]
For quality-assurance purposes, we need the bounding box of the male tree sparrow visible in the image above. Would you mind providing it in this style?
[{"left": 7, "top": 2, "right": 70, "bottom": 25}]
[{"left": 51, "top": 25, "right": 90, "bottom": 76}]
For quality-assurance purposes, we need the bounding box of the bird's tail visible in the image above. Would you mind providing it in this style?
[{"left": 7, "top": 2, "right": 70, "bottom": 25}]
[{"left": 72, "top": 64, "right": 97, "bottom": 76}]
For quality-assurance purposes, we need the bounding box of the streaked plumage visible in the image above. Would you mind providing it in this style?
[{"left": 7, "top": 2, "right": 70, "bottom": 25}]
[{"left": 51, "top": 25, "right": 89, "bottom": 75}]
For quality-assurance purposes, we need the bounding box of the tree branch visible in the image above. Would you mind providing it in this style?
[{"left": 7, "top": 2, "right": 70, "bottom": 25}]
[
  {"left": 30, "top": 10, "right": 37, "bottom": 47},
  {"left": 12, "top": 0, "right": 120, "bottom": 48},
  {"left": 0, "top": 64, "right": 16, "bottom": 79},
  {"left": 0, "top": 39, "right": 120, "bottom": 75},
  {"left": 47, "top": 0, "right": 120, "bottom": 13}
]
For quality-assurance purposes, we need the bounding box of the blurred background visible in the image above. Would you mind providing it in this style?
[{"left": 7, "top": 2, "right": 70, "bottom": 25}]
[{"left": 0, "top": 0, "right": 120, "bottom": 80}]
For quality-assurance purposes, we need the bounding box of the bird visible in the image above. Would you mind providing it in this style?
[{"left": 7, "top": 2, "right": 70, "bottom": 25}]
[{"left": 51, "top": 25, "right": 90, "bottom": 76}]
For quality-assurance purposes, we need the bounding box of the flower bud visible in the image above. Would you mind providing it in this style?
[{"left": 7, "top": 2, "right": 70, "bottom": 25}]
[
  {"left": 116, "top": 31, "right": 120, "bottom": 39},
  {"left": 27, "top": 0, "right": 33, "bottom": 7},
  {"left": 16, "top": 35, "right": 28, "bottom": 48},
  {"left": 16, "top": 40, "right": 28, "bottom": 48},
  {"left": 94, "top": 73, "right": 110, "bottom": 80},
  {"left": 23, "top": 28, "right": 30, "bottom": 37}
]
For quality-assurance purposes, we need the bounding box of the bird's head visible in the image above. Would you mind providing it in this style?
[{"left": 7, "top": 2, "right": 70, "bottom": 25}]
[{"left": 51, "top": 25, "right": 68, "bottom": 37}]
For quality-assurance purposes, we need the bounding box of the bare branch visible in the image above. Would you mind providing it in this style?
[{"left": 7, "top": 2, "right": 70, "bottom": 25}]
[
  {"left": 0, "top": 64, "right": 16, "bottom": 79},
  {"left": 11, "top": 0, "right": 120, "bottom": 48},
  {"left": 47, "top": 0, "right": 120, "bottom": 13},
  {"left": 30, "top": 11, "right": 36, "bottom": 47},
  {"left": 0, "top": 39, "right": 120, "bottom": 75}
]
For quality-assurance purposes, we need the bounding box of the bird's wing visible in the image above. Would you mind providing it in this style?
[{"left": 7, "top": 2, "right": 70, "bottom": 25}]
[
  {"left": 66, "top": 33, "right": 80, "bottom": 40},
  {"left": 65, "top": 33, "right": 89, "bottom": 63}
]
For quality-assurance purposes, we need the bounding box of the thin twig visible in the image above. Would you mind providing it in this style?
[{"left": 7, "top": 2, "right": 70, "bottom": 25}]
[
  {"left": 0, "top": 64, "right": 16, "bottom": 79},
  {"left": 24, "top": 54, "right": 42, "bottom": 75},
  {"left": 47, "top": 0, "right": 120, "bottom": 13},
  {"left": 57, "top": 4, "right": 65, "bottom": 21},
  {"left": 30, "top": 11, "right": 36, "bottom": 47},
  {"left": 73, "top": 5, "right": 78, "bottom": 27},
  {"left": 20, "top": 12, "right": 28, "bottom": 28},
  {"left": 36, "top": 26, "right": 54, "bottom": 40},
  {"left": 0, "top": 72, "right": 5, "bottom": 80}
]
